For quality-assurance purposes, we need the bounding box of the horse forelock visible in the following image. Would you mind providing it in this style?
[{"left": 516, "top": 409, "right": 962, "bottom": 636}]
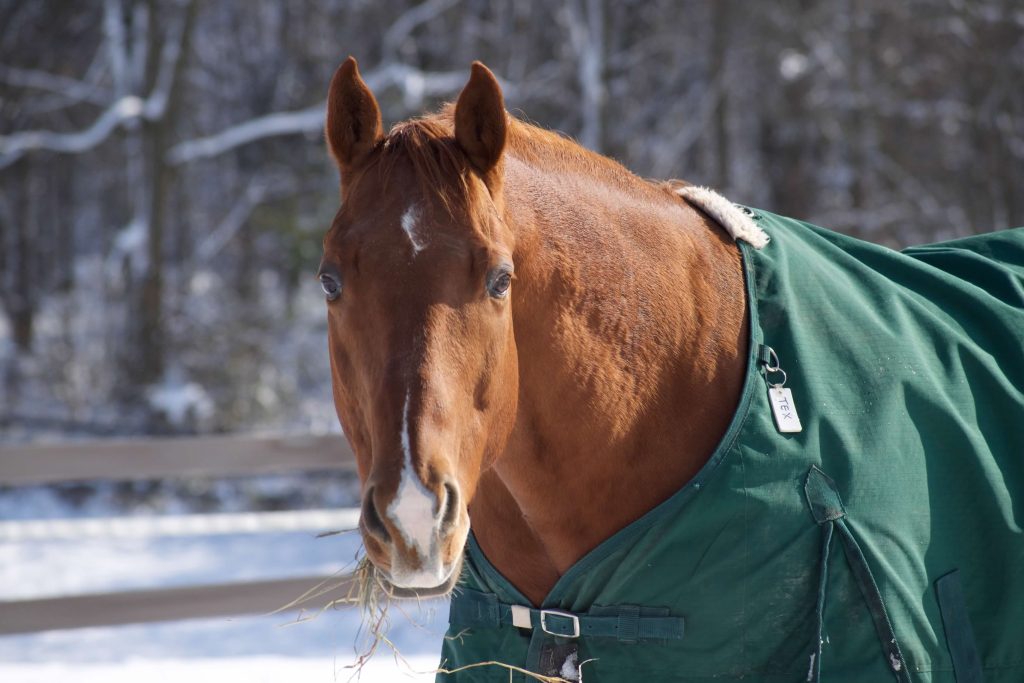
[{"left": 368, "top": 113, "right": 471, "bottom": 217}]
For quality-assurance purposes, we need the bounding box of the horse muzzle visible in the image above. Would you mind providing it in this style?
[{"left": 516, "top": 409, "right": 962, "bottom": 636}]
[{"left": 359, "top": 475, "right": 468, "bottom": 594}]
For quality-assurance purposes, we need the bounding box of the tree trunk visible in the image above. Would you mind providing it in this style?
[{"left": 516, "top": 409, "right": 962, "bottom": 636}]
[
  {"left": 123, "top": 0, "right": 195, "bottom": 389},
  {"left": 710, "top": 0, "right": 731, "bottom": 190}
]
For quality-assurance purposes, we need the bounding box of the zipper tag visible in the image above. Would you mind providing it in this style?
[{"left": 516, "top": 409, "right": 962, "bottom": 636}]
[{"left": 759, "top": 345, "right": 803, "bottom": 433}]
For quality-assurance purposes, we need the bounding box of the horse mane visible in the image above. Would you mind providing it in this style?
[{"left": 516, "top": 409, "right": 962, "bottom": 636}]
[{"left": 373, "top": 104, "right": 675, "bottom": 212}]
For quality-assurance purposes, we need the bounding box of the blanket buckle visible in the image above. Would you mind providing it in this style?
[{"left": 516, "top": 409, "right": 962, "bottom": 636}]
[{"left": 540, "top": 609, "right": 580, "bottom": 638}]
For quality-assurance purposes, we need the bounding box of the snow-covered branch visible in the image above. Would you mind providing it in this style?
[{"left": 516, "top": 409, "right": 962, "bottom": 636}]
[
  {"left": 0, "top": 96, "right": 144, "bottom": 170},
  {"left": 5, "top": 57, "right": 474, "bottom": 170},
  {"left": 369, "top": 62, "right": 471, "bottom": 110},
  {"left": 565, "top": 0, "right": 606, "bottom": 151},
  {"left": 143, "top": 9, "right": 187, "bottom": 120},
  {"left": 0, "top": 65, "right": 111, "bottom": 106},
  {"left": 103, "top": 0, "right": 129, "bottom": 96},
  {"left": 128, "top": 1, "right": 149, "bottom": 92},
  {"left": 0, "top": 1, "right": 192, "bottom": 170},
  {"left": 382, "top": 0, "right": 460, "bottom": 57},
  {"left": 165, "top": 105, "right": 323, "bottom": 165},
  {"left": 166, "top": 63, "right": 481, "bottom": 165}
]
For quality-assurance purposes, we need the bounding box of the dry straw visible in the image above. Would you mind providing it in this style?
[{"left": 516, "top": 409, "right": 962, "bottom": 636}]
[{"left": 275, "top": 534, "right": 590, "bottom": 682}]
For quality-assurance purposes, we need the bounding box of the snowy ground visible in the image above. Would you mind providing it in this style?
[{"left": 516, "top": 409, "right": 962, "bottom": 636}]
[
  {"left": 0, "top": 657, "right": 444, "bottom": 683},
  {"left": 0, "top": 516, "right": 449, "bottom": 682}
]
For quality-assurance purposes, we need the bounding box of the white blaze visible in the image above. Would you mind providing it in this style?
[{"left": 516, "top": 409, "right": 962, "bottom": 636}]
[
  {"left": 401, "top": 205, "right": 426, "bottom": 255},
  {"left": 387, "top": 391, "right": 438, "bottom": 562}
]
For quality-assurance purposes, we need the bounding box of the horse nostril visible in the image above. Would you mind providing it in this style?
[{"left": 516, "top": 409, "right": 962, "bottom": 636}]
[
  {"left": 439, "top": 479, "right": 461, "bottom": 532},
  {"left": 361, "top": 486, "right": 391, "bottom": 544}
]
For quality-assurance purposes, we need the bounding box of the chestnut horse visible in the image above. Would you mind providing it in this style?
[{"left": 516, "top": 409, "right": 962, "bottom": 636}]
[
  {"left": 319, "top": 58, "right": 746, "bottom": 606},
  {"left": 320, "top": 58, "right": 1024, "bottom": 682}
]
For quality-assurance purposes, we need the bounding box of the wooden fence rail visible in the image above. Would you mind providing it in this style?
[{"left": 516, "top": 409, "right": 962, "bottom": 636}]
[
  {"left": 0, "top": 433, "right": 355, "bottom": 486},
  {"left": 0, "top": 574, "right": 354, "bottom": 635},
  {"left": 0, "top": 433, "right": 367, "bottom": 634}
]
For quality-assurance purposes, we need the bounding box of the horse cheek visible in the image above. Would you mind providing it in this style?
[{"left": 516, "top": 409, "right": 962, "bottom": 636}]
[
  {"left": 483, "top": 334, "right": 519, "bottom": 473},
  {"left": 328, "top": 335, "right": 374, "bottom": 481}
]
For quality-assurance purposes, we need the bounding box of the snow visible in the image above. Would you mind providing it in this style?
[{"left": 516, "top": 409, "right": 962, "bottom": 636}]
[
  {"left": 560, "top": 651, "right": 580, "bottom": 681},
  {"left": 778, "top": 50, "right": 810, "bottom": 81},
  {"left": 107, "top": 216, "right": 149, "bottom": 279},
  {"left": 0, "top": 508, "right": 362, "bottom": 542},
  {"left": 147, "top": 366, "right": 215, "bottom": 426},
  {"left": 0, "top": 656, "right": 443, "bottom": 683},
  {"left": 0, "top": 514, "right": 448, "bottom": 681}
]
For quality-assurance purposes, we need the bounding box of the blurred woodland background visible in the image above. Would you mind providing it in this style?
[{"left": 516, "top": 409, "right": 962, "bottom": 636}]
[{"left": 2, "top": 0, "right": 1024, "bottom": 441}]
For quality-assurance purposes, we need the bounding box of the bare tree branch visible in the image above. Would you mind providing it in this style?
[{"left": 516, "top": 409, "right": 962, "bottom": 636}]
[
  {"left": 143, "top": 8, "right": 187, "bottom": 120},
  {"left": 165, "top": 104, "right": 323, "bottom": 165},
  {"left": 23, "top": 42, "right": 113, "bottom": 116},
  {"left": 0, "top": 65, "right": 111, "bottom": 106},
  {"left": 0, "top": 5, "right": 495, "bottom": 171},
  {"left": 565, "top": 0, "right": 606, "bottom": 151},
  {"left": 103, "top": 0, "right": 128, "bottom": 96},
  {"left": 195, "top": 175, "right": 297, "bottom": 262},
  {"left": 0, "top": 0, "right": 192, "bottom": 170},
  {"left": 382, "top": 0, "right": 460, "bottom": 57},
  {"left": 128, "top": 0, "right": 149, "bottom": 92},
  {"left": 166, "top": 63, "right": 484, "bottom": 165},
  {"left": 0, "top": 95, "right": 144, "bottom": 169}
]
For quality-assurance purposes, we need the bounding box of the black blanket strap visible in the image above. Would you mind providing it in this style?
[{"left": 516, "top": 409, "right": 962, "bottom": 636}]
[
  {"left": 804, "top": 466, "right": 913, "bottom": 683},
  {"left": 449, "top": 587, "right": 684, "bottom": 643}
]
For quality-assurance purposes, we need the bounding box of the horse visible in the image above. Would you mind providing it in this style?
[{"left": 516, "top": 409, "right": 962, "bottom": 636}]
[{"left": 319, "top": 58, "right": 1024, "bottom": 682}]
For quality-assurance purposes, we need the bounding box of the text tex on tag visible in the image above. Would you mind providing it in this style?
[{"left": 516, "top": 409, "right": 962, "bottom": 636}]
[{"left": 759, "top": 345, "right": 803, "bottom": 434}]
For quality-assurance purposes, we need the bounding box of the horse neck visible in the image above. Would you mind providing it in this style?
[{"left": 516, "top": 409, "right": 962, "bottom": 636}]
[{"left": 470, "top": 148, "right": 749, "bottom": 604}]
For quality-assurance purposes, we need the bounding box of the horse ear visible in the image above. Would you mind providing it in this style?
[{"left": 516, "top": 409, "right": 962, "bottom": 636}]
[
  {"left": 454, "top": 62, "right": 507, "bottom": 176},
  {"left": 326, "top": 57, "right": 383, "bottom": 177}
]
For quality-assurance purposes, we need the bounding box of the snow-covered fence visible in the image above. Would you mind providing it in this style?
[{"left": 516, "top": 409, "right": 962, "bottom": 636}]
[
  {"left": 0, "top": 507, "right": 361, "bottom": 542},
  {"left": 0, "top": 434, "right": 362, "bottom": 635}
]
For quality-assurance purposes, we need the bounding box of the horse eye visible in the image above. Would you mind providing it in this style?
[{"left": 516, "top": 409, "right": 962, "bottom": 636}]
[
  {"left": 319, "top": 273, "right": 341, "bottom": 301},
  {"left": 487, "top": 268, "right": 512, "bottom": 299}
]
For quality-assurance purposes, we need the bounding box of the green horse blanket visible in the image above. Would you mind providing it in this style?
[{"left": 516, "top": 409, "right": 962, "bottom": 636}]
[{"left": 439, "top": 198, "right": 1024, "bottom": 682}]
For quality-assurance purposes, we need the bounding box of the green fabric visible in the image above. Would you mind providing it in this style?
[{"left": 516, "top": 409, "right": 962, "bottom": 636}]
[
  {"left": 832, "top": 517, "right": 912, "bottom": 683},
  {"left": 804, "top": 466, "right": 911, "bottom": 683},
  {"left": 934, "top": 571, "right": 984, "bottom": 683},
  {"left": 804, "top": 465, "right": 847, "bottom": 524},
  {"left": 438, "top": 210, "right": 1024, "bottom": 682},
  {"left": 449, "top": 588, "right": 684, "bottom": 641}
]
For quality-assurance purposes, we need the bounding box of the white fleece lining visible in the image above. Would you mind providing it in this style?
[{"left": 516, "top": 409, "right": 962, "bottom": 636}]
[{"left": 675, "top": 185, "right": 770, "bottom": 249}]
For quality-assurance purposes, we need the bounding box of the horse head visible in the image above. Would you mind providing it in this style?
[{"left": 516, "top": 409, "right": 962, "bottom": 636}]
[{"left": 320, "top": 58, "right": 516, "bottom": 595}]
